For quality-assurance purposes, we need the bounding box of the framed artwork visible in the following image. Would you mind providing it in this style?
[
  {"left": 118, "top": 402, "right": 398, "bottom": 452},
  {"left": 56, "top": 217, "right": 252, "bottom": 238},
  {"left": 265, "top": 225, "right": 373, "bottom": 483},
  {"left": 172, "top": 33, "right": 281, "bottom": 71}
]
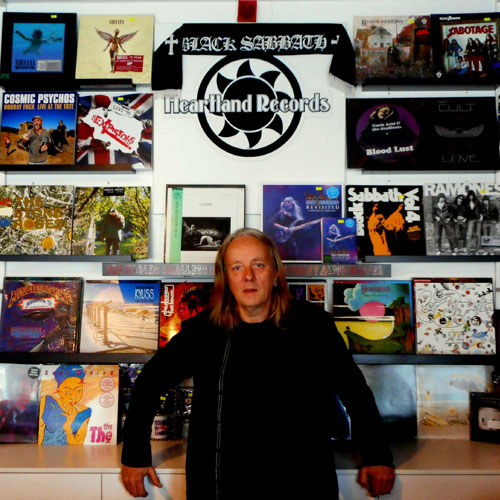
[
  {"left": 0, "top": 12, "right": 77, "bottom": 87},
  {"left": 164, "top": 185, "right": 245, "bottom": 263}
]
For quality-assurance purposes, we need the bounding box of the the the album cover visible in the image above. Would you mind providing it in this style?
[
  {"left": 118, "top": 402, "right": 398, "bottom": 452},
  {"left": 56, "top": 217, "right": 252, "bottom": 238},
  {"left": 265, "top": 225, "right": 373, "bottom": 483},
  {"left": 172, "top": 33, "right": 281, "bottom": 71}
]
[
  {"left": 354, "top": 15, "right": 433, "bottom": 84},
  {"left": 423, "top": 183, "right": 500, "bottom": 256},
  {"left": 164, "top": 185, "right": 245, "bottom": 263},
  {"left": 0, "top": 278, "right": 81, "bottom": 353},
  {"left": 79, "top": 280, "right": 160, "bottom": 354},
  {"left": 75, "top": 15, "right": 154, "bottom": 84},
  {"left": 470, "top": 392, "right": 500, "bottom": 443},
  {"left": 287, "top": 281, "right": 326, "bottom": 309},
  {"left": 0, "top": 185, "right": 74, "bottom": 255},
  {"left": 321, "top": 217, "right": 357, "bottom": 264},
  {"left": 417, "top": 365, "right": 493, "bottom": 439},
  {"left": 38, "top": 364, "right": 119, "bottom": 445},
  {"left": 1, "top": 91, "right": 77, "bottom": 166},
  {"left": 413, "top": 278, "right": 496, "bottom": 355},
  {"left": 345, "top": 185, "right": 426, "bottom": 259},
  {"left": 160, "top": 282, "right": 213, "bottom": 347},
  {"left": 76, "top": 93, "right": 153, "bottom": 169},
  {"left": 332, "top": 280, "right": 414, "bottom": 354},
  {"left": 0, "top": 364, "right": 41, "bottom": 443},
  {"left": 262, "top": 184, "right": 342, "bottom": 262},
  {"left": 359, "top": 364, "right": 417, "bottom": 440},
  {"left": 432, "top": 12, "right": 500, "bottom": 83},
  {"left": 72, "top": 186, "right": 151, "bottom": 259},
  {"left": 346, "top": 97, "right": 498, "bottom": 170},
  {"left": 0, "top": 13, "right": 77, "bottom": 86}
]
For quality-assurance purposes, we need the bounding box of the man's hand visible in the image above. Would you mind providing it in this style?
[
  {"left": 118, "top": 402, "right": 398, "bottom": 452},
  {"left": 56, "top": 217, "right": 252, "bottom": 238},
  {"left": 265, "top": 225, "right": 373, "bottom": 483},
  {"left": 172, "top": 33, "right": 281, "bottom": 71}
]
[
  {"left": 121, "top": 464, "right": 162, "bottom": 498},
  {"left": 358, "top": 465, "right": 395, "bottom": 497}
]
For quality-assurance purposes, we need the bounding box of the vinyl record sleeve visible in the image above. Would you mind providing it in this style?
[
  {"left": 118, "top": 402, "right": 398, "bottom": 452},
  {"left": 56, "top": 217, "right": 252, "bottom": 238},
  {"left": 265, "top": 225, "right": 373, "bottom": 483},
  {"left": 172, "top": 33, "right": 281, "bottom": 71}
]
[
  {"left": 416, "top": 365, "right": 493, "bottom": 439},
  {"left": 38, "top": 364, "right": 119, "bottom": 445},
  {"left": 354, "top": 15, "right": 434, "bottom": 85},
  {"left": 0, "top": 363, "right": 41, "bottom": 443},
  {"left": 79, "top": 280, "right": 160, "bottom": 354},
  {"left": 470, "top": 392, "right": 500, "bottom": 443},
  {"left": 432, "top": 12, "right": 500, "bottom": 84},
  {"left": 164, "top": 185, "right": 245, "bottom": 263},
  {"left": 413, "top": 278, "right": 496, "bottom": 355},
  {"left": 321, "top": 217, "right": 357, "bottom": 264},
  {"left": 287, "top": 281, "right": 326, "bottom": 309},
  {"left": 0, "top": 185, "right": 74, "bottom": 255},
  {"left": 1, "top": 91, "right": 77, "bottom": 166},
  {"left": 332, "top": 279, "right": 415, "bottom": 354},
  {"left": 76, "top": 93, "right": 153, "bottom": 169},
  {"left": 75, "top": 15, "right": 154, "bottom": 84},
  {"left": 159, "top": 282, "right": 213, "bottom": 347},
  {"left": 72, "top": 186, "right": 151, "bottom": 259},
  {"left": 262, "top": 184, "right": 342, "bottom": 262},
  {"left": 0, "top": 277, "right": 82, "bottom": 353},
  {"left": 423, "top": 182, "right": 500, "bottom": 256},
  {"left": 346, "top": 97, "right": 498, "bottom": 170},
  {"left": 345, "top": 185, "right": 426, "bottom": 259},
  {"left": 0, "top": 12, "right": 77, "bottom": 87}
]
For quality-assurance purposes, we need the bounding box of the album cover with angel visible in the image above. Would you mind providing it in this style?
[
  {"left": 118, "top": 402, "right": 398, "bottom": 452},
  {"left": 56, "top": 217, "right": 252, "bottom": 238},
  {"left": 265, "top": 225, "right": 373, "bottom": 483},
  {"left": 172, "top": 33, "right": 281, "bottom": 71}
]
[{"left": 75, "top": 15, "right": 154, "bottom": 84}]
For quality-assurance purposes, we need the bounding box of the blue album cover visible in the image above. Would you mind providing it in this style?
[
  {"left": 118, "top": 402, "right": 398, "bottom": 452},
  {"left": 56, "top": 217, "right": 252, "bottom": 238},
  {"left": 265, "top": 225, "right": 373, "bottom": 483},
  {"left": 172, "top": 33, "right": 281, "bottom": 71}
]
[
  {"left": 262, "top": 184, "right": 342, "bottom": 262},
  {"left": 321, "top": 217, "right": 357, "bottom": 264},
  {"left": 11, "top": 22, "right": 66, "bottom": 73}
]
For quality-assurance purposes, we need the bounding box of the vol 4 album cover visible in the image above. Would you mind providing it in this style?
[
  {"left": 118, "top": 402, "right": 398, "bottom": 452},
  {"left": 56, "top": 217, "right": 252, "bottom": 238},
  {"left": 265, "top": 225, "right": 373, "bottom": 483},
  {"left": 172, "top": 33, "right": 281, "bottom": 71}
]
[{"left": 262, "top": 184, "right": 342, "bottom": 262}]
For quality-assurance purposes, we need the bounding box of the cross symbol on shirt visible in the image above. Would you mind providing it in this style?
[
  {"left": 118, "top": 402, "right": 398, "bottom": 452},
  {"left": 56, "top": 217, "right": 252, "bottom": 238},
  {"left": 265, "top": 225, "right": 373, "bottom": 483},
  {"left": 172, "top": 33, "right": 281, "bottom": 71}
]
[{"left": 165, "top": 34, "right": 179, "bottom": 55}]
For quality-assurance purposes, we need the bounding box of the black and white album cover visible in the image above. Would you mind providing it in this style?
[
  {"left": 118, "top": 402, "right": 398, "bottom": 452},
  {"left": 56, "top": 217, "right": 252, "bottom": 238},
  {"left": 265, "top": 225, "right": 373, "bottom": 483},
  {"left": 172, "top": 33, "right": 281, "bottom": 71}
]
[
  {"left": 423, "top": 183, "right": 500, "bottom": 256},
  {"left": 346, "top": 97, "right": 498, "bottom": 170},
  {"left": 470, "top": 392, "right": 500, "bottom": 443},
  {"left": 345, "top": 185, "right": 426, "bottom": 259}
]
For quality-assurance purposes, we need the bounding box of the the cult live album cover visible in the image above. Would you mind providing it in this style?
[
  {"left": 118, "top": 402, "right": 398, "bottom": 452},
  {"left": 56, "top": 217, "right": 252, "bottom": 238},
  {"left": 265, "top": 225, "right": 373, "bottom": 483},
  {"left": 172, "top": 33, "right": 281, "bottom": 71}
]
[{"left": 346, "top": 97, "right": 498, "bottom": 170}]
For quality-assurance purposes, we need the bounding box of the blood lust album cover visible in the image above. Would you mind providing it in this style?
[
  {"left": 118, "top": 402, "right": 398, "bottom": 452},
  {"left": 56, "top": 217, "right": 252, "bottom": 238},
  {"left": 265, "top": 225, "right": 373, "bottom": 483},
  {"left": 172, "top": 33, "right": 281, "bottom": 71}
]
[
  {"left": 76, "top": 93, "right": 153, "bottom": 169},
  {"left": 0, "top": 13, "right": 77, "bottom": 87},
  {"left": 344, "top": 185, "right": 425, "bottom": 259},
  {"left": 0, "top": 363, "right": 41, "bottom": 443},
  {"left": 79, "top": 280, "right": 160, "bottom": 354},
  {"left": 75, "top": 15, "right": 154, "bottom": 84},
  {"left": 71, "top": 186, "right": 151, "bottom": 259},
  {"left": 38, "top": 364, "right": 119, "bottom": 445},
  {"left": 1, "top": 91, "right": 77, "bottom": 166},
  {"left": 0, "top": 278, "right": 82, "bottom": 353},
  {"left": 0, "top": 185, "right": 74, "bottom": 255},
  {"left": 354, "top": 15, "right": 433, "bottom": 84},
  {"left": 332, "top": 279, "right": 415, "bottom": 354},
  {"left": 413, "top": 278, "right": 496, "bottom": 355},
  {"left": 346, "top": 97, "right": 498, "bottom": 170},
  {"left": 262, "top": 184, "right": 342, "bottom": 262}
]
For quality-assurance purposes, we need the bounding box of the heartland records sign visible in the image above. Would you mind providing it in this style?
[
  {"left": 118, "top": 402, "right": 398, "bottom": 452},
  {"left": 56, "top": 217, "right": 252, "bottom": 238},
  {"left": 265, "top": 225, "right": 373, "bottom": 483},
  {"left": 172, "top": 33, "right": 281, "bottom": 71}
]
[{"left": 154, "top": 24, "right": 355, "bottom": 157}]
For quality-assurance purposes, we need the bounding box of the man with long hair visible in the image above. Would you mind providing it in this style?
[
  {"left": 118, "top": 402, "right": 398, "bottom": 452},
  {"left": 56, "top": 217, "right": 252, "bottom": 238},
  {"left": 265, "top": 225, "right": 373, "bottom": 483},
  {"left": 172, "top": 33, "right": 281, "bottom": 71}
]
[{"left": 121, "top": 228, "right": 395, "bottom": 499}]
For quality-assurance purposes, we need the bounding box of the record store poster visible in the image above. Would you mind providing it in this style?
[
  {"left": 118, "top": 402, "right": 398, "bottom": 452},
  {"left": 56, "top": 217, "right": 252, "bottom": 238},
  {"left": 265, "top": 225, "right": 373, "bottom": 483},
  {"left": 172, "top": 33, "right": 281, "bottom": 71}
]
[{"left": 346, "top": 97, "right": 497, "bottom": 170}]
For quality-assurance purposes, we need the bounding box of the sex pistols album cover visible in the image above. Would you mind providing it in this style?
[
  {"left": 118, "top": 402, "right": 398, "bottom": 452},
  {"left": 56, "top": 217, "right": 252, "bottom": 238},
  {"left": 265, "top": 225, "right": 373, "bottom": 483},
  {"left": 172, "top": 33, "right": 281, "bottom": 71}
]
[
  {"left": 75, "top": 15, "right": 154, "bottom": 84},
  {"left": 1, "top": 91, "right": 77, "bottom": 166},
  {"left": 0, "top": 278, "right": 82, "bottom": 353},
  {"left": 413, "top": 278, "right": 496, "bottom": 355},
  {"left": 262, "top": 184, "right": 342, "bottom": 262},
  {"left": 0, "top": 13, "right": 77, "bottom": 86},
  {"left": 0, "top": 185, "right": 74, "bottom": 255},
  {"left": 354, "top": 15, "right": 434, "bottom": 84},
  {"left": 76, "top": 93, "right": 153, "bottom": 169},
  {"left": 346, "top": 97, "right": 498, "bottom": 170},
  {"left": 432, "top": 12, "right": 500, "bottom": 83},
  {"left": 344, "top": 185, "right": 425, "bottom": 259}
]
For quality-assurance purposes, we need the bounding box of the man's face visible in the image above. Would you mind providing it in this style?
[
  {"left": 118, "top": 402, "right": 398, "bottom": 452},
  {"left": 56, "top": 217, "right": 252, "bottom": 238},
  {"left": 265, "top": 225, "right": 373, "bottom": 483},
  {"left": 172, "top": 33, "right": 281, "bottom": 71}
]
[
  {"left": 225, "top": 235, "right": 277, "bottom": 322},
  {"left": 33, "top": 118, "right": 43, "bottom": 129}
]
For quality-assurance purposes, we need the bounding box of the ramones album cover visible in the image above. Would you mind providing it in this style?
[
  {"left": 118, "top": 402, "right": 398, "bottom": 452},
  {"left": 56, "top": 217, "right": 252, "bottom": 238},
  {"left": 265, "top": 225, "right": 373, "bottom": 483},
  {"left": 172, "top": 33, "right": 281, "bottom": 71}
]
[
  {"left": 344, "top": 185, "right": 426, "bottom": 259},
  {"left": 432, "top": 12, "right": 500, "bottom": 83},
  {"left": 354, "top": 15, "right": 434, "bottom": 85},
  {"left": 0, "top": 278, "right": 82, "bottom": 353},
  {"left": 346, "top": 97, "right": 498, "bottom": 170}
]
